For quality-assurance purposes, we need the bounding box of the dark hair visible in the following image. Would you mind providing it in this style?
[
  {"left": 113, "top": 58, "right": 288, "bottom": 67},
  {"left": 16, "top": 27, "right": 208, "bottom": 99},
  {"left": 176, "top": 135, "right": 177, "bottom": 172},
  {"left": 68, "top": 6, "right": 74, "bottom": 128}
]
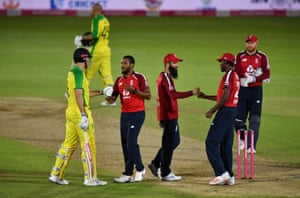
[{"left": 123, "top": 55, "right": 135, "bottom": 64}]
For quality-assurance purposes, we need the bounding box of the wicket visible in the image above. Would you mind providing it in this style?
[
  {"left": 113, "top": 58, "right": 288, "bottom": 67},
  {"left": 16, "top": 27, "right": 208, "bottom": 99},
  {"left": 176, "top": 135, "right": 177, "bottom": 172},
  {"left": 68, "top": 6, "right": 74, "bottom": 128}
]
[{"left": 237, "top": 129, "right": 255, "bottom": 179}]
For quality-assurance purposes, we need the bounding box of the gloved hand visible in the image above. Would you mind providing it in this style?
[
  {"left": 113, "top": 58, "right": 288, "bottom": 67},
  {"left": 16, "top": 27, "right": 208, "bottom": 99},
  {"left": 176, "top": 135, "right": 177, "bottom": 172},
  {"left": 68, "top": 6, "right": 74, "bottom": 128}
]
[
  {"left": 254, "top": 68, "right": 263, "bottom": 77},
  {"left": 79, "top": 113, "right": 89, "bottom": 131},
  {"left": 240, "top": 74, "right": 256, "bottom": 87},
  {"left": 103, "top": 86, "right": 113, "bottom": 97},
  {"left": 246, "top": 75, "right": 256, "bottom": 84},
  {"left": 74, "top": 35, "right": 82, "bottom": 48},
  {"left": 240, "top": 78, "right": 247, "bottom": 87}
]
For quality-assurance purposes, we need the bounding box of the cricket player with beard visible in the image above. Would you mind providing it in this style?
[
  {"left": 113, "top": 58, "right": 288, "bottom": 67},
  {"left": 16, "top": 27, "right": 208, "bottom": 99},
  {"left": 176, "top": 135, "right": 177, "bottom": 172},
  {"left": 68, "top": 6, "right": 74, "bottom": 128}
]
[
  {"left": 234, "top": 35, "right": 271, "bottom": 153},
  {"left": 49, "top": 48, "right": 107, "bottom": 186},
  {"left": 148, "top": 53, "right": 200, "bottom": 181},
  {"left": 105, "top": 55, "right": 151, "bottom": 183}
]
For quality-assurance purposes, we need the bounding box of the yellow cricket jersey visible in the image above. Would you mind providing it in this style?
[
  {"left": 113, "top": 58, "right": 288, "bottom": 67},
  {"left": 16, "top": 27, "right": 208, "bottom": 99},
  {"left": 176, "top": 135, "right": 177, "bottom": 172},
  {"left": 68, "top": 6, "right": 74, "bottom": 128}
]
[
  {"left": 90, "top": 14, "right": 110, "bottom": 55},
  {"left": 66, "top": 65, "right": 90, "bottom": 116}
]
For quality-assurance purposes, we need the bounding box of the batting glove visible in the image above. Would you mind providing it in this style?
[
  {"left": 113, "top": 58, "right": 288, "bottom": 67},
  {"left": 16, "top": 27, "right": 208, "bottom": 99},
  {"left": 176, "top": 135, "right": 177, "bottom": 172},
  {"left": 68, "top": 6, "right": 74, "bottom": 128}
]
[
  {"left": 254, "top": 68, "right": 263, "bottom": 77},
  {"left": 240, "top": 78, "right": 248, "bottom": 87},
  {"left": 74, "top": 35, "right": 82, "bottom": 48},
  {"left": 246, "top": 75, "right": 256, "bottom": 84},
  {"left": 240, "top": 75, "right": 256, "bottom": 87},
  {"left": 103, "top": 86, "right": 113, "bottom": 97},
  {"left": 79, "top": 113, "right": 89, "bottom": 131}
]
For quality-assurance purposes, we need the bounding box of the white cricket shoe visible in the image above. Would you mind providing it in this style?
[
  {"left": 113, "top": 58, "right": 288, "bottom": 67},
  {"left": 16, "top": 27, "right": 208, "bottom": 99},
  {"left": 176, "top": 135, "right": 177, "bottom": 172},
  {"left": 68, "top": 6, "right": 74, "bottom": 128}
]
[
  {"left": 101, "top": 101, "right": 117, "bottom": 107},
  {"left": 83, "top": 178, "right": 107, "bottom": 186},
  {"left": 161, "top": 172, "right": 182, "bottom": 182},
  {"left": 134, "top": 169, "right": 146, "bottom": 182},
  {"left": 114, "top": 175, "right": 134, "bottom": 183},
  {"left": 209, "top": 171, "right": 230, "bottom": 185},
  {"left": 49, "top": 175, "right": 69, "bottom": 185},
  {"left": 247, "top": 148, "right": 256, "bottom": 154},
  {"left": 239, "top": 140, "right": 245, "bottom": 150},
  {"left": 226, "top": 176, "right": 235, "bottom": 186}
]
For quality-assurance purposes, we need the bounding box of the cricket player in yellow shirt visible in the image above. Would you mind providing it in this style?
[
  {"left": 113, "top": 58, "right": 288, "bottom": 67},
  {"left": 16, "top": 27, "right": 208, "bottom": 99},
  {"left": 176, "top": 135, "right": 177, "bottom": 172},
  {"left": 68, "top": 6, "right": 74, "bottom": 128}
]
[
  {"left": 74, "top": 3, "right": 115, "bottom": 106},
  {"left": 49, "top": 48, "right": 107, "bottom": 186}
]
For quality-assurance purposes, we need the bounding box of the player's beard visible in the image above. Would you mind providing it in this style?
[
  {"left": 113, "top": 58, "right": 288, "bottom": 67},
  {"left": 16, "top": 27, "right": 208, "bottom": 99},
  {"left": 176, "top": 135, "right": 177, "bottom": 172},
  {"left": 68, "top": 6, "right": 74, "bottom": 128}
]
[
  {"left": 121, "top": 67, "right": 130, "bottom": 75},
  {"left": 169, "top": 65, "right": 178, "bottom": 79},
  {"left": 220, "top": 62, "right": 226, "bottom": 72},
  {"left": 247, "top": 48, "right": 256, "bottom": 54},
  {"left": 246, "top": 43, "right": 257, "bottom": 54}
]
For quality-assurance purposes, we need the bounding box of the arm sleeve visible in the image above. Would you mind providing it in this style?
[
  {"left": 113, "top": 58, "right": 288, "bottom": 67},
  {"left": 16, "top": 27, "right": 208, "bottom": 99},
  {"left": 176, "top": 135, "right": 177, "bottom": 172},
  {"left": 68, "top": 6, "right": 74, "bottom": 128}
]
[
  {"left": 234, "top": 54, "right": 243, "bottom": 78},
  {"left": 137, "top": 74, "right": 150, "bottom": 91},
  {"left": 72, "top": 69, "right": 84, "bottom": 89},
  {"left": 174, "top": 91, "right": 193, "bottom": 99},
  {"left": 91, "top": 18, "right": 99, "bottom": 39},
  {"left": 255, "top": 54, "right": 270, "bottom": 82}
]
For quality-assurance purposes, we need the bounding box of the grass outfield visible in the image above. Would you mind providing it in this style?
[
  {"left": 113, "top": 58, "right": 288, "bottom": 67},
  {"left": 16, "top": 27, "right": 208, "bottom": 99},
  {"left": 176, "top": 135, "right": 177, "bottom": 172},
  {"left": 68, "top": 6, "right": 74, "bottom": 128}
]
[
  {"left": 0, "top": 136, "right": 196, "bottom": 198},
  {"left": 0, "top": 16, "right": 300, "bottom": 197}
]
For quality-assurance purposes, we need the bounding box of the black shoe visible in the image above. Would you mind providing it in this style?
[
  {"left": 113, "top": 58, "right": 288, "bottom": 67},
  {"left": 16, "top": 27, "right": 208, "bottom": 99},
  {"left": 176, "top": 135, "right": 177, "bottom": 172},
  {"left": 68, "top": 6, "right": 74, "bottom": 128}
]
[{"left": 148, "top": 162, "right": 158, "bottom": 177}]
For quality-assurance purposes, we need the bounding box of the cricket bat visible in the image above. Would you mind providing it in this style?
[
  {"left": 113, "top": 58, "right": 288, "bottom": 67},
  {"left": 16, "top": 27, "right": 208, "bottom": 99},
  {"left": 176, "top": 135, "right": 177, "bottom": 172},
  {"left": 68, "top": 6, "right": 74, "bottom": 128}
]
[{"left": 83, "top": 131, "right": 94, "bottom": 181}]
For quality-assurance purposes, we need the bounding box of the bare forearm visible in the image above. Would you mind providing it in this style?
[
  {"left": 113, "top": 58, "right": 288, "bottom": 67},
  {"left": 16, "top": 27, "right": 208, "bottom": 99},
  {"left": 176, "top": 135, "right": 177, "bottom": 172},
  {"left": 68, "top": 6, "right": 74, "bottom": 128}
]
[
  {"left": 125, "top": 85, "right": 151, "bottom": 100},
  {"left": 90, "top": 90, "right": 103, "bottom": 97},
  {"left": 209, "top": 89, "right": 229, "bottom": 113},
  {"left": 204, "top": 95, "right": 217, "bottom": 101},
  {"left": 209, "top": 99, "right": 226, "bottom": 113},
  {"left": 75, "top": 89, "right": 85, "bottom": 114},
  {"left": 198, "top": 91, "right": 216, "bottom": 101},
  {"left": 135, "top": 89, "right": 151, "bottom": 100}
]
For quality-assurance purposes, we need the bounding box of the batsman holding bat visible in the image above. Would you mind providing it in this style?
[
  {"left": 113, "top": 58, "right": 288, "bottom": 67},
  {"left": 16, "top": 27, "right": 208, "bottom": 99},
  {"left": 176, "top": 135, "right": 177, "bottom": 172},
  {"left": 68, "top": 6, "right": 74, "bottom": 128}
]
[
  {"left": 49, "top": 48, "right": 107, "bottom": 186},
  {"left": 74, "top": 3, "right": 115, "bottom": 106}
]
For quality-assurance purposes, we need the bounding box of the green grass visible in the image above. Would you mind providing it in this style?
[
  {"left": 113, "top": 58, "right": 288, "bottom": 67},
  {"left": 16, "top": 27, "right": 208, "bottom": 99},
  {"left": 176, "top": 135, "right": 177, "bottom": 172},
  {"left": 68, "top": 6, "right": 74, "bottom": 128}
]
[
  {"left": 0, "top": 136, "right": 196, "bottom": 198},
  {"left": 0, "top": 15, "right": 300, "bottom": 197}
]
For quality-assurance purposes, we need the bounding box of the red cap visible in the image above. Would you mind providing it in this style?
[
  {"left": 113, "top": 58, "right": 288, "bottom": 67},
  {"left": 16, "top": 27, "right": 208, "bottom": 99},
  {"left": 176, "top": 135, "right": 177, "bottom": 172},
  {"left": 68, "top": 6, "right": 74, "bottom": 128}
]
[
  {"left": 245, "top": 34, "right": 258, "bottom": 42},
  {"left": 216, "top": 53, "right": 235, "bottom": 64},
  {"left": 164, "top": 53, "right": 183, "bottom": 64}
]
